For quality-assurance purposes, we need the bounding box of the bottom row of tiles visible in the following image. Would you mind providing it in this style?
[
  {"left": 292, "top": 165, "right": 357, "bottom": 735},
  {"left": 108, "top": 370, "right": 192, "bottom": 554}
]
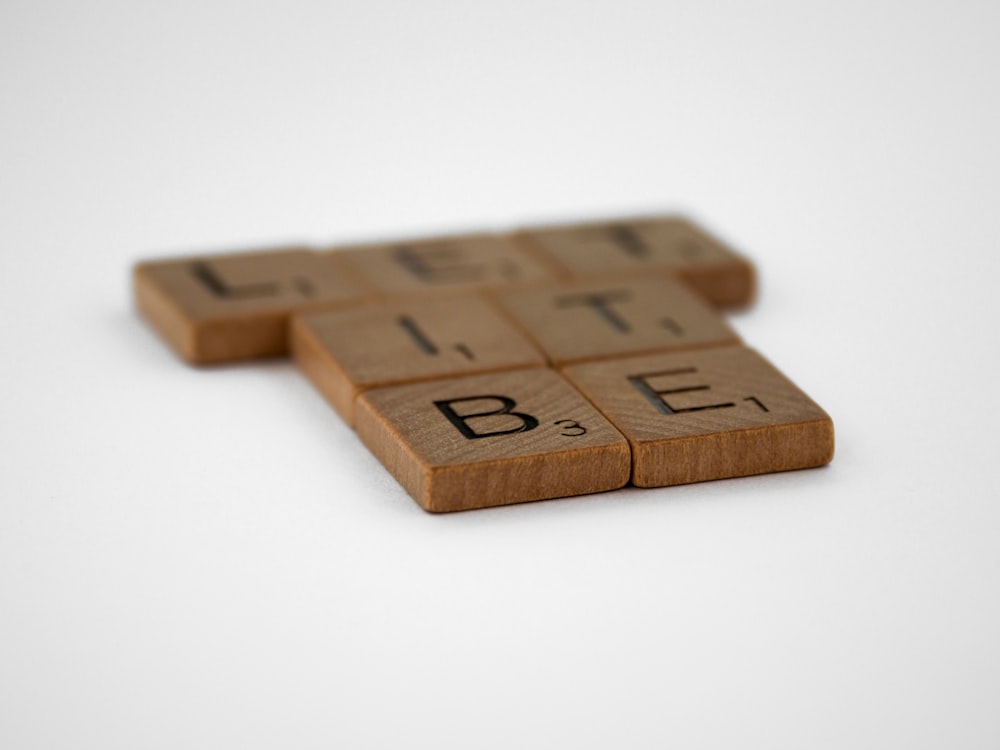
[{"left": 350, "top": 346, "right": 834, "bottom": 512}]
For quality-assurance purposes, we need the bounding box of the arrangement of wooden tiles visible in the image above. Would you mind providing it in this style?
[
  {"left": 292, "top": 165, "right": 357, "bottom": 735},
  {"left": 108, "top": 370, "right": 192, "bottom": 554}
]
[{"left": 135, "top": 214, "right": 834, "bottom": 512}]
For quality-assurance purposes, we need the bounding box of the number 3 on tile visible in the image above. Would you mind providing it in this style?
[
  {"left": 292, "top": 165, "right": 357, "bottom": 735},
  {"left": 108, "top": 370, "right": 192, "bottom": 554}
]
[{"left": 554, "top": 419, "right": 587, "bottom": 437}]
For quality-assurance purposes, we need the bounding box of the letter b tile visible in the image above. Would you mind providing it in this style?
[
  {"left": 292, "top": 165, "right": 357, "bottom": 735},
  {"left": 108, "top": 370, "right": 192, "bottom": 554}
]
[{"left": 355, "top": 369, "right": 631, "bottom": 512}]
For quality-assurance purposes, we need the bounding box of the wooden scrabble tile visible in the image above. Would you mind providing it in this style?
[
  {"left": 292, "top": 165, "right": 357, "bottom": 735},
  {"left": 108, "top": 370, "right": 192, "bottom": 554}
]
[
  {"left": 335, "top": 233, "right": 559, "bottom": 297},
  {"left": 291, "top": 294, "right": 547, "bottom": 426},
  {"left": 355, "top": 369, "right": 631, "bottom": 512},
  {"left": 134, "top": 248, "right": 368, "bottom": 364},
  {"left": 562, "top": 346, "right": 834, "bottom": 488},
  {"left": 489, "top": 276, "right": 741, "bottom": 366},
  {"left": 514, "top": 215, "right": 756, "bottom": 308}
]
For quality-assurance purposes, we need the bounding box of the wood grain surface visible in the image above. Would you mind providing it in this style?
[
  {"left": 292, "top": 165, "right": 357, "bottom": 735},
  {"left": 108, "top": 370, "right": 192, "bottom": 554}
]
[
  {"left": 134, "top": 248, "right": 368, "bottom": 364},
  {"left": 513, "top": 215, "right": 756, "bottom": 308},
  {"left": 132, "top": 217, "right": 835, "bottom": 509},
  {"left": 335, "top": 233, "right": 559, "bottom": 297},
  {"left": 355, "top": 369, "right": 631, "bottom": 512},
  {"left": 291, "top": 294, "right": 546, "bottom": 425},
  {"left": 562, "top": 346, "right": 834, "bottom": 487},
  {"left": 489, "top": 275, "right": 741, "bottom": 366}
]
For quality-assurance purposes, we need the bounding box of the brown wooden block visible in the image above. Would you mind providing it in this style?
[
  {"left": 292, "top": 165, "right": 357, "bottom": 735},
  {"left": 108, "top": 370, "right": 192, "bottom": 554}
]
[
  {"left": 355, "top": 369, "right": 631, "bottom": 512},
  {"left": 562, "top": 346, "right": 834, "bottom": 488},
  {"left": 291, "top": 294, "right": 547, "bottom": 426},
  {"left": 134, "top": 248, "right": 369, "bottom": 364},
  {"left": 335, "top": 233, "right": 559, "bottom": 297},
  {"left": 514, "top": 215, "right": 756, "bottom": 308},
  {"left": 489, "top": 276, "right": 741, "bottom": 366}
]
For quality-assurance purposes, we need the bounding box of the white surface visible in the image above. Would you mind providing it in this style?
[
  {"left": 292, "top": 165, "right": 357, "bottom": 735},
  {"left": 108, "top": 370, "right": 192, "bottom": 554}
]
[{"left": 3, "top": 1, "right": 1000, "bottom": 747}]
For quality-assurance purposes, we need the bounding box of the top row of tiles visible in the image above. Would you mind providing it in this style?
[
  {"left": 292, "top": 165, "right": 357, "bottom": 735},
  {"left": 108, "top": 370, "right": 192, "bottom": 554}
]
[{"left": 134, "top": 215, "right": 755, "bottom": 364}]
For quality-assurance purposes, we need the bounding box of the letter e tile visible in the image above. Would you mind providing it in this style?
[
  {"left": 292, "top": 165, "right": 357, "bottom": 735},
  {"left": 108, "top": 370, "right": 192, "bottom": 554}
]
[
  {"left": 335, "top": 234, "right": 557, "bottom": 297},
  {"left": 562, "top": 346, "right": 834, "bottom": 487}
]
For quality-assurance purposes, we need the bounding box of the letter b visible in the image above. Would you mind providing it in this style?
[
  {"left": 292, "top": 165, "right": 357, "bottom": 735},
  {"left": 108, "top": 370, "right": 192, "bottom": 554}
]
[{"left": 433, "top": 395, "right": 539, "bottom": 440}]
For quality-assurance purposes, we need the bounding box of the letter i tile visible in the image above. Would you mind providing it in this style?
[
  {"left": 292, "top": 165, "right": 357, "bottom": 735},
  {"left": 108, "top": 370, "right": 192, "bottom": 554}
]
[
  {"left": 561, "top": 346, "right": 834, "bottom": 487},
  {"left": 291, "top": 294, "right": 546, "bottom": 426},
  {"left": 355, "top": 369, "right": 631, "bottom": 512}
]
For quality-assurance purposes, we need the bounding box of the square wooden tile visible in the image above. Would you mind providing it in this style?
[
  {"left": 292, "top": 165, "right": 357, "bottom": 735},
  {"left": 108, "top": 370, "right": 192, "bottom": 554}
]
[
  {"left": 489, "top": 276, "right": 741, "bottom": 366},
  {"left": 292, "top": 294, "right": 547, "bottom": 425},
  {"left": 355, "top": 369, "right": 631, "bottom": 512},
  {"left": 562, "top": 346, "right": 834, "bottom": 487},
  {"left": 514, "top": 215, "right": 756, "bottom": 308},
  {"left": 135, "top": 248, "right": 369, "bottom": 364},
  {"left": 335, "top": 233, "right": 558, "bottom": 297}
]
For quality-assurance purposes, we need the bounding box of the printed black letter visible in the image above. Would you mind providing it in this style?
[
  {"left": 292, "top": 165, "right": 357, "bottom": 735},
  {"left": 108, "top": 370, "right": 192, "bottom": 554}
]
[
  {"left": 628, "top": 368, "right": 735, "bottom": 415},
  {"left": 433, "top": 395, "right": 539, "bottom": 439}
]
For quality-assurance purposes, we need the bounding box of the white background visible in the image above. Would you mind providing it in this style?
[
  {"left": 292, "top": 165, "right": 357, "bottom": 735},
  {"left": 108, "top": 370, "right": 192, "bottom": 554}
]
[{"left": 2, "top": 1, "right": 999, "bottom": 747}]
